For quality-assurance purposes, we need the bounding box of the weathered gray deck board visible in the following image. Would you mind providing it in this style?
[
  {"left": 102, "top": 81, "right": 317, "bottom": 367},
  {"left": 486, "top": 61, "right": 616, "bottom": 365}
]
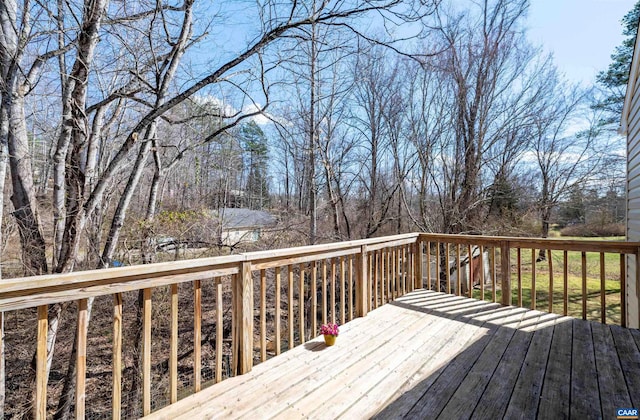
[
  {"left": 591, "top": 321, "right": 633, "bottom": 418},
  {"left": 503, "top": 315, "right": 555, "bottom": 419},
  {"left": 537, "top": 317, "right": 572, "bottom": 419},
  {"left": 570, "top": 319, "right": 601, "bottom": 420},
  {"left": 610, "top": 325, "right": 640, "bottom": 408},
  {"left": 146, "top": 289, "right": 640, "bottom": 420}
]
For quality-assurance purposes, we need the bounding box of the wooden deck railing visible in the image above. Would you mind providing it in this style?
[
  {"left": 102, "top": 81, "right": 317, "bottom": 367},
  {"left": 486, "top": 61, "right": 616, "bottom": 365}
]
[
  {"left": 0, "top": 233, "right": 419, "bottom": 419},
  {"left": 1, "top": 232, "right": 638, "bottom": 419},
  {"left": 417, "top": 233, "right": 640, "bottom": 328}
]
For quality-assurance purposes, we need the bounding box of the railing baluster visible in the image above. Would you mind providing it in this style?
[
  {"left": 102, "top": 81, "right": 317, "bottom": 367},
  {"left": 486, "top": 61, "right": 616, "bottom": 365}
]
[
  {"left": 389, "top": 247, "right": 397, "bottom": 301},
  {"left": 531, "top": 249, "right": 536, "bottom": 310},
  {"left": 169, "top": 285, "right": 178, "bottom": 402},
  {"left": 501, "top": 241, "right": 511, "bottom": 306},
  {"left": 563, "top": 252, "right": 568, "bottom": 316},
  {"left": 322, "top": 260, "right": 327, "bottom": 325},
  {"left": 76, "top": 299, "right": 88, "bottom": 420},
  {"left": 387, "top": 248, "right": 392, "bottom": 301},
  {"left": 548, "top": 250, "right": 553, "bottom": 314},
  {"left": 288, "top": 265, "right": 294, "bottom": 349},
  {"left": 215, "top": 279, "right": 223, "bottom": 382},
  {"left": 368, "top": 252, "right": 373, "bottom": 312},
  {"left": 435, "top": 242, "right": 440, "bottom": 292},
  {"left": 427, "top": 241, "right": 431, "bottom": 290},
  {"left": 600, "top": 253, "right": 606, "bottom": 324},
  {"left": 142, "top": 288, "right": 152, "bottom": 416},
  {"left": 348, "top": 256, "right": 354, "bottom": 321},
  {"left": 374, "top": 251, "right": 379, "bottom": 308},
  {"left": 415, "top": 238, "right": 423, "bottom": 291},
  {"left": 260, "top": 270, "right": 267, "bottom": 361},
  {"left": 312, "top": 261, "right": 317, "bottom": 336},
  {"left": 468, "top": 244, "right": 473, "bottom": 298},
  {"left": 113, "top": 293, "right": 123, "bottom": 419},
  {"left": 479, "top": 245, "right": 485, "bottom": 301},
  {"left": 582, "top": 252, "right": 587, "bottom": 320},
  {"left": 491, "top": 247, "right": 496, "bottom": 303},
  {"left": 340, "top": 256, "right": 346, "bottom": 324},
  {"left": 194, "top": 280, "right": 202, "bottom": 392},
  {"left": 275, "top": 267, "right": 282, "bottom": 354},
  {"left": 36, "top": 305, "right": 47, "bottom": 420},
  {"left": 356, "top": 244, "right": 369, "bottom": 317},
  {"left": 621, "top": 254, "right": 627, "bottom": 328},
  {"left": 402, "top": 245, "right": 407, "bottom": 295},
  {"left": 331, "top": 258, "right": 336, "bottom": 323},
  {"left": 299, "top": 263, "right": 305, "bottom": 344},
  {"left": 456, "top": 244, "right": 461, "bottom": 296},
  {"left": 445, "top": 243, "right": 451, "bottom": 295},
  {"left": 517, "top": 248, "right": 522, "bottom": 307}
]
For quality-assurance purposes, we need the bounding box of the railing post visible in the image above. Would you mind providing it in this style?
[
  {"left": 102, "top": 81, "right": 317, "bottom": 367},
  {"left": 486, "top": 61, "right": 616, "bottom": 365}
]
[
  {"left": 356, "top": 245, "right": 369, "bottom": 317},
  {"left": 415, "top": 236, "right": 423, "bottom": 290},
  {"left": 500, "top": 241, "right": 511, "bottom": 306},
  {"left": 232, "top": 261, "right": 254, "bottom": 374}
]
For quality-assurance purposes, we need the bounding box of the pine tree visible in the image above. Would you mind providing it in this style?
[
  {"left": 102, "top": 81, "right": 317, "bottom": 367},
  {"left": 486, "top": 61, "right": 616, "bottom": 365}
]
[
  {"left": 240, "top": 121, "right": 270, "bottom": 209},
  {"left": 594, "top": 1, "right": 640, "bottom": 125}
]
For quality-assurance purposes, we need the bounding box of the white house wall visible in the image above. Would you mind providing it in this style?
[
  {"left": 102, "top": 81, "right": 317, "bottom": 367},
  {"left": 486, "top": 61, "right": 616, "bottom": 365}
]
[{"left": 626, "top": 52, "right": 640, "bottom": 328}]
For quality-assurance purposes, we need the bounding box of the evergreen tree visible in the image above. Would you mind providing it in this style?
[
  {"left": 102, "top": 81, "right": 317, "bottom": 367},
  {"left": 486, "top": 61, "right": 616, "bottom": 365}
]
[
  {"left": 594, "top": 1, "right": 640, "bottom": 125},
  {"left": 240, "top": 121, "right": 270, "bottom": 209}
]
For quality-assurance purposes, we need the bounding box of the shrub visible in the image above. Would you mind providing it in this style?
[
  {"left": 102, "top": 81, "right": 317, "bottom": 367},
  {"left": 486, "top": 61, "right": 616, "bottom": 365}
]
[{"left": 559, "top": 223, "right": 625, "bottom": 238}]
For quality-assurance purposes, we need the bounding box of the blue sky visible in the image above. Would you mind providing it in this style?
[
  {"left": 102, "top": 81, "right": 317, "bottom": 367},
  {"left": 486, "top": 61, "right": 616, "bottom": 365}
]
[{"left": 528, "top": 0, "right": 635, "bottom": 84}]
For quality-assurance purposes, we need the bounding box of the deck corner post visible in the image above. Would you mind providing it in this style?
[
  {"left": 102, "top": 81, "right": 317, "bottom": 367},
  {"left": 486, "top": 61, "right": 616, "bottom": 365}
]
[
  {"left": 500, "top": 241, "right": 511, "bottom": 306},
  {"left": 232, "top": 260, "right": 254, "bottom": 375},
  {"left": 356, "top": 245, "right": 369, "bottom": 317}
]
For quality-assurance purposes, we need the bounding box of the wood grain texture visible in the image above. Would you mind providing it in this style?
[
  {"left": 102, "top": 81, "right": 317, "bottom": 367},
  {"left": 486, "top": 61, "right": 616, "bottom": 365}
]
[
  {"left": 548, "top": 249, "right": 554, "bottom": 313},
  {"left": 299, "top": 263, "right": 305, "bottom": 344},
  {"left": 36, "top": 305, "right": 47, "bottom": 420},
  {"left": 331, "top": 259, "right": 336, "bottom": 324},
  {"left": 501, "top": 241, "right": 511, "bottom": 306},
  {"left": 288, "top": 265, "right": 294, "bottom": 350},
  {"left": 75, "top": 299, "right": 88, "bottom": 420},
  {"left": 582, "top": 252, "right": 587, "bottom": 320},
  {"left": 169, "top": 285, "right": 178, "bottom": 402},
  {"left": 564, "top": 251, "right": 569, "bottom": 316},
  {"left": 215, "top": 279, "right": 223, "bottom": 383},
  {"left": 142, "top": 288, "right": 152, "bottom": 416},
  {"left": 570, "top": 319, "right": 601, "bottom": 419},
  {"left": 340, "top": 257, "right": 346, "bottom": 324},
  {"left": 260, "top": 270, "right": 266, "bottom": 361},
  {"left": 194, "top": 280, "right": 201, "bottom": 392},
  {"left": 312, "top": 261, "right": 318, "bottom": 337},
  {"left": 600, "top": 253, "right": 606, "bottom": 324},
  {"left": 113, "top": 293, "right": 123, "bottom": 420},
  {"left": 147, "top": 289, "right": 640, "bottom": 420},
  {"left": 322, "top": 260, "right": 327, "bottom": 325},
  {"left": 538, "top": 318, "right": 572, "bottom": 419},
  {"left": 274, "top": 267, "right": 281, "bottom": 356}
]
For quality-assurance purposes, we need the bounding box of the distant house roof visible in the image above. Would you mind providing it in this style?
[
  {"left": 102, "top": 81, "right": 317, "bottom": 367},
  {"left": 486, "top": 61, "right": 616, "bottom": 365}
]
[{"left": 214, "top": 208, "right": 277, "bottom": 230}]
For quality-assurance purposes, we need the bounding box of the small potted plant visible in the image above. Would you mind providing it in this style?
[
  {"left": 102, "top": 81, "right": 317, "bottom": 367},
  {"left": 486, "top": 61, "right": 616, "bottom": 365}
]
[{"left": 320, "top": 322, "right": 339, "bottom": 346}]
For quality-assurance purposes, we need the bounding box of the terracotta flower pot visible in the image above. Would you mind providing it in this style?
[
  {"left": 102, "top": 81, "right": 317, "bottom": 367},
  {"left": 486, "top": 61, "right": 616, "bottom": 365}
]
[{"left": 323, "top": 334, "right": 336, "bottom": 346}]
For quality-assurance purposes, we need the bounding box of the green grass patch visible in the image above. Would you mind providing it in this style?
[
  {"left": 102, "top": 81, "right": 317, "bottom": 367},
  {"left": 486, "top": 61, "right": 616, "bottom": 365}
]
[{"left": 468, "top": 248, "right": 623, "bottom": 325}]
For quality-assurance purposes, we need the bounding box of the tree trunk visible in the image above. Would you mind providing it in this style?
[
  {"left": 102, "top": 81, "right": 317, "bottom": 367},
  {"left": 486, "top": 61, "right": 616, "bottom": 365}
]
[{"left": 7, "top": 94, "right": 48, "bottom": 276}]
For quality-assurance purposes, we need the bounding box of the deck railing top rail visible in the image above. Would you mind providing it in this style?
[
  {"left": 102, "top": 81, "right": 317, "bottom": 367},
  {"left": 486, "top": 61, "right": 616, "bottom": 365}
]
[
  {"left": 0, "top": 233, "right": 419, "bottom": 312},
  {"left": 419, "top": 233, "right": 640, "bottom": 254}
]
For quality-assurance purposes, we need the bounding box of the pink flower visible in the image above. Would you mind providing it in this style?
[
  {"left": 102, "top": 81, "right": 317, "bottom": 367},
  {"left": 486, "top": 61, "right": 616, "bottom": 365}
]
[{"left": 321, "top": 322, "right": 339, "bottom": 336}]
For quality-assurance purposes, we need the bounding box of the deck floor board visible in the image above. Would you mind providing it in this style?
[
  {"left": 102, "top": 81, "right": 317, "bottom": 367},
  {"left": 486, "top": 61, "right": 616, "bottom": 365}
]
[{"left": 146, "top": 289, "right": 640, "bottom": 420}]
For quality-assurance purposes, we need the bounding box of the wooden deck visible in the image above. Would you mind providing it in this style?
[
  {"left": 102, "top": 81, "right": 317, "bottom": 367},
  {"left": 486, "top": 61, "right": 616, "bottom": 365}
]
[{"left": 147, "top": 289, "right": 640, "bottom": 419}]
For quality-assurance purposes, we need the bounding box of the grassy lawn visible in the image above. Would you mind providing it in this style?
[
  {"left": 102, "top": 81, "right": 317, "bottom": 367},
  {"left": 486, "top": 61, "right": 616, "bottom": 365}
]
[{"left": 468, "top": 247, "right": 623, "bottom": 325}]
